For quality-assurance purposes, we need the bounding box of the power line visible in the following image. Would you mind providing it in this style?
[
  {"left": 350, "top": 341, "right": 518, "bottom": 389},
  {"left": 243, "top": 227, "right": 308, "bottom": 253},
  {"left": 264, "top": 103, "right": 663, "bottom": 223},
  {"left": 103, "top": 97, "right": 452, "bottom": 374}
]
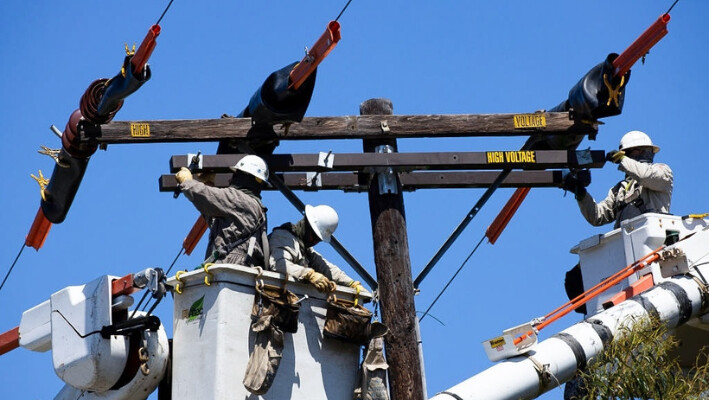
[
  {"left": 0, "top": 243, "right": 26, "bottom": 293},
  {"left": 335, "top": 0, "right": 354, "bottom": 22},
  {"left": 419, "top": 234, "right": 486, "bottom": 322},
  {"left": 156, "top": 0, "right": 176, "bottom": 25}
]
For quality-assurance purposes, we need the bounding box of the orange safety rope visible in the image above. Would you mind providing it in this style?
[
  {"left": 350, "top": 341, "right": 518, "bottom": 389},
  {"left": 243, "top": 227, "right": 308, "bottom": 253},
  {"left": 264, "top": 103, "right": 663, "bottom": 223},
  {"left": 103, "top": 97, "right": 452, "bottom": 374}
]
[{"left": 513, "top": 246, "right": 664, "bottom": 345}]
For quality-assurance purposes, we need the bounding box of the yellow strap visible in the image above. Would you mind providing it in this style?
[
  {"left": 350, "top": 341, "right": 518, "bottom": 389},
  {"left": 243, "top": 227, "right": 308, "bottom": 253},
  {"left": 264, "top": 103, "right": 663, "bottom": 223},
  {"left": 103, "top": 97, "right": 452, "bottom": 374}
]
[
  {"left": 203, "top": 263, "right": 214, "bottom": 286},
  {"left": 354, "top": 284, "right": 361, "bottom": 307},
  {"left": 603, "top": 73, "right": 625, "bottom": 107},
  {"left": 175, "top": 270, "right": 186, "bottom": 294},
  {"left": 684, "top": 213, "right": 709, "bottom": 220}
]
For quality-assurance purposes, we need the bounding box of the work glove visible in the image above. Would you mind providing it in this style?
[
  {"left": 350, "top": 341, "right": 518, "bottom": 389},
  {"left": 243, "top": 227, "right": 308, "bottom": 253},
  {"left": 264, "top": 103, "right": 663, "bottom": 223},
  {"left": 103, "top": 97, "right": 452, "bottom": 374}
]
[
  {"left": 561, "top": 169, "right": 591, "bottom": 200},
  {"left": 606, "top": 150, "right": 626, "bottom": 164},
  {"left": 176, "top": 167, "right": 193, "bottom": 184},
  {"left": 303, "top": 269, "right": 336, "bottom": 293},
  {"left": 348, "top": 280, "right": 365, "bottom": 293}
]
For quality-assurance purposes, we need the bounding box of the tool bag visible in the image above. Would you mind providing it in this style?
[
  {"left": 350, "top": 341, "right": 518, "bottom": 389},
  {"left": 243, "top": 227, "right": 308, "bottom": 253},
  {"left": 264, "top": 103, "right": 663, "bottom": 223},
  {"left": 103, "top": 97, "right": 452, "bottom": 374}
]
[
  {"left": 251, "top": 281, "right": 300, "bottom": 334},
  {"left": 354, "top": 335, "right": 390, "bottom": 400},
  {"left": 243, "top": 314, "right": 284, "bottom": 395},
  {"left": 323, "top": 295, "right": 373, "bottom": 345}
]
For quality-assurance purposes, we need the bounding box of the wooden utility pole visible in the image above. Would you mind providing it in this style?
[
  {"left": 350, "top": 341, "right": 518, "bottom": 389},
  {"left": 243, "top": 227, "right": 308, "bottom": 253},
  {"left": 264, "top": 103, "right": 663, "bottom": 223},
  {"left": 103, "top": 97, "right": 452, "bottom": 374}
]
[{"left": 361, "top": 98, "right": 425, "bottom": 400}]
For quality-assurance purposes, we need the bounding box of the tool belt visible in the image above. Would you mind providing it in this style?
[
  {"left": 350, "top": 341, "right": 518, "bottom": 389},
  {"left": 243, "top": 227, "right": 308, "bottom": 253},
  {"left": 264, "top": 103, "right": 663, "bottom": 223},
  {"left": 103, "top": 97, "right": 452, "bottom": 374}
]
[
  {"left": 243, "top": 314, "right": 284, "bottom": 395},
  {"left": 324, "top": 295, "right": 373, "bottom": 345},
  {"left": 252, "top": 281, "right": 300, "bottom": 334}
]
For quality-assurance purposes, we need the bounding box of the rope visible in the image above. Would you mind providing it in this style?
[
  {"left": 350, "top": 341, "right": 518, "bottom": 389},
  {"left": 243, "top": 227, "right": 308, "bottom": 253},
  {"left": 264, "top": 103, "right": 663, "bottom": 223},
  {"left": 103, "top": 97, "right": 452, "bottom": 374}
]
[
  {"left": 165, "top": 247, "right": 185, "bottom": 277},
  {"left": 156, "top": 0, "right": 176, "bottom": 25},
  {"left": 419, "top": 234, "right": 486, "bottom": 322},
  {"left": 0, "top": 243, "right": 26, "bottom": 293},
  {"left": 666, "top": 0, "right": 680, "bottom": 14},
  {"left": 335, "top": 0, "right": 354, "bottom": 22},
  {"left": 139, "top": 247, "right": 184, "bottom": 314}
]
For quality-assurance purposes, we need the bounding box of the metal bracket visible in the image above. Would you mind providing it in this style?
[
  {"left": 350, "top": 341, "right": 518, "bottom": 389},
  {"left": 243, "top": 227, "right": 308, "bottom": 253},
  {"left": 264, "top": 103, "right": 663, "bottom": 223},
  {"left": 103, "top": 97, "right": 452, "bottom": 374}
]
[
  {"left": 575, "top": 149, "right": 593, "bottom": 166},
  {"left": 318, "top": 150, "right": 334, "bottom": 169},
  {"left": 380, "top": 120, "right": 390, "bottom": 133},
  {"left": 187, "top": 153, "right": 203, "bottom": 170},
  {"left": 306, "top": 172, "right": 322, "bottom": 188},
  {"left": 375, "top": 144, "right": 397, "bottom": 194},
  {"left": 305, "top": 150, "right": 334, "bottom": 189}
]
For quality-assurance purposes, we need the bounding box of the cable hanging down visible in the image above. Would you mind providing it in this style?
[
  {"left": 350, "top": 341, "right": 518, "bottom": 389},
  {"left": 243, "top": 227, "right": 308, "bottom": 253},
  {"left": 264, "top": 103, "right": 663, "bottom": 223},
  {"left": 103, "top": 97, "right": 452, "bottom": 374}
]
[
  {"left": 0, "top": 242, "right": 26, "bottom": 294},
  {"left": 419, "top": 234, "right": 487, "bottom": 322}
]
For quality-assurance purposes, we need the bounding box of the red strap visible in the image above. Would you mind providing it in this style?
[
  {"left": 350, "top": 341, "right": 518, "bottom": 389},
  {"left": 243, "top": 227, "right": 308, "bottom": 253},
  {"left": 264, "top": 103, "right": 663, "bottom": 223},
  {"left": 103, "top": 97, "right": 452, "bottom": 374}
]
[
  {"left": 288, "top": 21, "right": 341, "bottom": 90},
  {"left": 130, "top": 25, "right": 161, "bottom": 75},
  {"left": 612, "top": 14, "right": 670, "bottom": 77},
  {"left": 486, "top": 187, "right": 530, "bottom": 245},
  {"left": 183, "top": 216, "right": 208, "bottom": 256},
  {"left": 25, "top": 207, "right": 52, "bottom": 251},
  {"left": 0, "top": 327, "right": 20, "bottom": 356}
]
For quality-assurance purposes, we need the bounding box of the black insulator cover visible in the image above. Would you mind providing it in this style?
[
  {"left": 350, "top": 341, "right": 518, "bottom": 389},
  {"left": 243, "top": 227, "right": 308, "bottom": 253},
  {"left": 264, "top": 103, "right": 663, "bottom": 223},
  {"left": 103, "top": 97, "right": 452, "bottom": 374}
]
[
  {"left": 217, "top": 62, "right": 317, "bottom": 155},
  {"left": 533, "top": 54, "right": 631, "bottom": 152},
  {"left": 563, "top": 53, "right": 630, "bottom": 120},
  {"left": 96, "top": 56, "right": 152, "bottom": 118},
  {"left": 243, "top": 61, "right": 317, "bottom": 125},
  {"left": 41, "top": 148, "right": 89, "bottom": 223}
]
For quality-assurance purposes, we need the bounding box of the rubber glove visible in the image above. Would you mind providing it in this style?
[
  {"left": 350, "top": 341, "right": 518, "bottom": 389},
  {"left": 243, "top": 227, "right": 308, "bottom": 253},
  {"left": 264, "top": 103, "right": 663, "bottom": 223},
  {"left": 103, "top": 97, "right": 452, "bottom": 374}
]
[{"left": 176, "top": 167, "right": 193, "bottom": 184}]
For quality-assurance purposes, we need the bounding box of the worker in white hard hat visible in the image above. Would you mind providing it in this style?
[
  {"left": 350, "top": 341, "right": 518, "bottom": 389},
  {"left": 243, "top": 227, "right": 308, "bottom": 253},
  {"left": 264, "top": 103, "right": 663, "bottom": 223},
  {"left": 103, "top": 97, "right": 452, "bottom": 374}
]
[
  {"left": 176, "top": 154, "right": 270, "bottom": 266},
  {"left": 562, "top": 131, "right": 673, "bottom": 314},
  {"left": 564, "top": 130, "right": 673, "bottom": 228},
  {"left": 269, "top": 205, "right": 365, "bottom": 293}
]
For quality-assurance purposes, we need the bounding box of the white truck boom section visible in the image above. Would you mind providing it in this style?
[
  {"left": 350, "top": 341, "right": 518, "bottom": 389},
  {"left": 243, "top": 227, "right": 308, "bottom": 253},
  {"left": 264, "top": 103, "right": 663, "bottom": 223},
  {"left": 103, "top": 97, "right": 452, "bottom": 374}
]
[{"left": 432, "top": 214, "right": 709, "bottom": 400}]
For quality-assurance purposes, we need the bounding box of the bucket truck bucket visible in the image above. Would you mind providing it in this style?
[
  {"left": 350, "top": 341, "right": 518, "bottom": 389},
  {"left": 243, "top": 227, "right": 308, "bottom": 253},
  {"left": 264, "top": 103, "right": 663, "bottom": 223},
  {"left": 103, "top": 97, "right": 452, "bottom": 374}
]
[{"left": 482, "top": 322, "right": 537, "bottom": 362}]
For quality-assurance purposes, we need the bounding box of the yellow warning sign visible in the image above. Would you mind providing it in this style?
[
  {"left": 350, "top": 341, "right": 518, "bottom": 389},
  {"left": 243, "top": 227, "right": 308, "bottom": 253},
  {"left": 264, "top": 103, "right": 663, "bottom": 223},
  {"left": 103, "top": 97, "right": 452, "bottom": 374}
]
[
  {"left": 130, "top": 123, "right": 151, "bottom": 138},
  {"left": 489, "top": 336, "right": 506, "bottom": 349},
  {"left": 513, "top": 114, "right": 546, "bottom": 129},
  {"left": 486, "top": 151, "right": 537, "bottom": 164}
]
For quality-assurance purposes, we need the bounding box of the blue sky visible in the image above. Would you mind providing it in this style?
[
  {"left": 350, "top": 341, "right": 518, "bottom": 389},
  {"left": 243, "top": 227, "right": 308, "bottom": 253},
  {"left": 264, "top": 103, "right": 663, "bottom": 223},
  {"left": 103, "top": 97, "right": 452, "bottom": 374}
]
[{"left": 1, "top": 1, "right": 708, "bottom": 399}]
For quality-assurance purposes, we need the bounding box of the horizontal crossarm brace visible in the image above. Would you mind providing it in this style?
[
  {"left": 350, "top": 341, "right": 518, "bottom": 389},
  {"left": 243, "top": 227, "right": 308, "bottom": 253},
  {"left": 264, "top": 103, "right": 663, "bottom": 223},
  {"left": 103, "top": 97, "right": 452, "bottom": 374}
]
[
  {"left": 169, "top": 150, "right": 605, "bottom": 173},
  {"left": 94, "top": 112, "right": 595, "bottom": 144},
  {"left": 159, "top": 170, "right": 565, "bottom": 192}
]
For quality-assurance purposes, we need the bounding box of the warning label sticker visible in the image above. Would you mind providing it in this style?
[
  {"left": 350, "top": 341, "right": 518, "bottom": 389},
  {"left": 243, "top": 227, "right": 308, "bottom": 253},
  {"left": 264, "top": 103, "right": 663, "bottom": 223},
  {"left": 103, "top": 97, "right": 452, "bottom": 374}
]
[
  {"left": 513, "top": 114, "right": 546, "bottom": 129},
  {"left": 130, "top": 123, "right": 151, "bottom": 137},
  {"left": 486, "top": 151, "right": 537, "bottom": 164}
]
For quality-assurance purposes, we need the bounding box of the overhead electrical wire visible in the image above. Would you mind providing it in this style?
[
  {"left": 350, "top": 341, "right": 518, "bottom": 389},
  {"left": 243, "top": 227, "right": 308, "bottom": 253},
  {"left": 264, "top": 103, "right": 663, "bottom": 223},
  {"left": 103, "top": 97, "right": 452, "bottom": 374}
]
[
  {"left": 156, "top": 0, "right": 176, "bottom": 25},
  {"left": 419, "top": 235, "right": 486, "bottom": 322},
  {"left": 335, "top": 0, "right": 354, "bottom": 22},
  {"left": 0, "top": 243, "right": 26, "bottom": 294}
]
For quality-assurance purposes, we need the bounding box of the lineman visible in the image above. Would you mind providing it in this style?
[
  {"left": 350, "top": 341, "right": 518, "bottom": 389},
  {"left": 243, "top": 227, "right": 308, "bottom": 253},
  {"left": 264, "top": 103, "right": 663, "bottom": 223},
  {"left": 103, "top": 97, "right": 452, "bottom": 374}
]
[
  {"left": 562, "top": 130, "right": 673, "bottom": 314},
  {"left": 563, "top": 130, "right": 673, "bottom": 228},
  {"left": 269, "top": 205, "right": 365, "bottom": 293},
  {"left": 176, "top": 155, "right": 270, "bottom": 266}
]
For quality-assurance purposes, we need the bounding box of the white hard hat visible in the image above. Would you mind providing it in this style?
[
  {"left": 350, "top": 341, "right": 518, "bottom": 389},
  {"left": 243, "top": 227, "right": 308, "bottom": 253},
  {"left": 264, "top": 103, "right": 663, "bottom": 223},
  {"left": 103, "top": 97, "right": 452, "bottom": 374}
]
[
  {"left": 619, "top": 130, "right": 659, "bottom": 153},
  {"left": 305, "top": 204, "right": 339, "bottom": 243},
  {"left": 230, "top": 155, "right": 269, "bottom": 181}
]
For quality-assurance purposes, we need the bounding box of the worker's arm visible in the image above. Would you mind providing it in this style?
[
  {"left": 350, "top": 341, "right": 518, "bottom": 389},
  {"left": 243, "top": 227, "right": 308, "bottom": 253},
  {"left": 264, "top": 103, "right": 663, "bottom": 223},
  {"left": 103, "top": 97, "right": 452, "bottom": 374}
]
[
  {"left": 306, "top": 248, "right": 354, "bottom": 286},
  {"left": 577, "top": 188, "right": 617, "bottom": 227},
  {"left": 618, "top": 158, "right": 673, "bottom": 193},
  {"left": 269, "top": 231, "right": 312, "bottom": 280},
  {"left": 180, "top": 180, "right": 250, "bottom": 218}
]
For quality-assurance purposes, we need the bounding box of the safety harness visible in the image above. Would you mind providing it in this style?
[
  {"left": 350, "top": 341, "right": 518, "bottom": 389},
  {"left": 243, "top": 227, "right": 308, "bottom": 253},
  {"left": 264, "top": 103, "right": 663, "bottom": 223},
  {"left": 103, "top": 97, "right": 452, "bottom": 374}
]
[
  {"left": 611, "top": 179, "right": 654, "bottom": 228},
  {"left": 209, "top": 208, "right": 269, "bottom": 267}
]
